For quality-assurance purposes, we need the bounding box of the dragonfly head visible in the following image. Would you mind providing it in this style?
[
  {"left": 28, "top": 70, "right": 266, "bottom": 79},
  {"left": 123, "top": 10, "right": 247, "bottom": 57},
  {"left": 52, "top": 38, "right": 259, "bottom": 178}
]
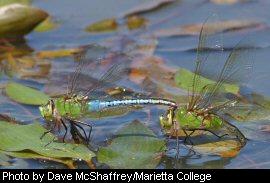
[{"left": 39, "top": 99, "right": 55, "bottom": 121}]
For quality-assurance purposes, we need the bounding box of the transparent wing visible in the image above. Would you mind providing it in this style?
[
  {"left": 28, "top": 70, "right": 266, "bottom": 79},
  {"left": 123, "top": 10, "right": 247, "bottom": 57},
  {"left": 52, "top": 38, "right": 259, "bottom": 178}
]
[
  {"left": 67, "top": 44, "right": 132, "bottom": 99},
  {"left": 67, "top": 44, "right": 110, "bottom": 96},
  {"left": 188, "top": 14, "right": 224, "bottom": 110},
  {"left": 187, "top": 14, "right": 255, "bottom": 113},
  {"left": 82, "top": 53, "right": 132, "bottom": 98},
  {"left": 194, "top": 39, "right": 254, "bottom": 111}
]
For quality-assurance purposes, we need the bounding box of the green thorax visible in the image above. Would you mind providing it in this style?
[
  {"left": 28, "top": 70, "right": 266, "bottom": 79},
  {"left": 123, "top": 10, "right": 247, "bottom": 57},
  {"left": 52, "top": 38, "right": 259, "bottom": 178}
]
[
  {"left": 54, "top": 96, "right": 88, "bottom": 119},
  {"left": 176, "top": 107, "right": 223, "bottom": 130}
]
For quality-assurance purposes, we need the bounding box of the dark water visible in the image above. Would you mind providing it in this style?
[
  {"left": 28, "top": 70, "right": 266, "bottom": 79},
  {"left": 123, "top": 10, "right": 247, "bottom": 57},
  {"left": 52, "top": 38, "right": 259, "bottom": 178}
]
[{"left": 1, "top": 0, "right": 270, "bottom": 169}]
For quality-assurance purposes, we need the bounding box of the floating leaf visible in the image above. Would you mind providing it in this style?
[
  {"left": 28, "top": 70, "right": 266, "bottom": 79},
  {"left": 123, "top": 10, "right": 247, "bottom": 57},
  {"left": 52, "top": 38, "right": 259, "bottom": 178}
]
[
  {"left": 0, "top": 121, "right": 95, "bottom": 168},
  {"left": 5, "top": 82, "right": 49, "bottom": 105},
  {"left": 36, "top": 48, "right": 81, "bottom": 59},
  {"left": 126, "top": 15, "right": 148, "bottom": 30},
  {"left": 175, "top": 68, "right": 239, "bottom": 94},
  {"left": 130, "top": 56, "right": 176, "bottom": 86},
  {"left": 85, "top": 18, "right": 118, "bottom": 33},
  {"left": 122, "top": 0, "right": 175, "bottom": 17},
  {"left": 97, "top": 120, "right": 166, "bottom": 169},
  {"left": 189, "top": 140, "right": 242, "bottom": 158},
  {"left": 154, "top": 20, "right": 265, "bottom": 37},
  {"left": 34, "top": 17, "right": 58, "bottom": 32},
  {"left": 0, "top": 4, "right": 48, "bottom": 38}
]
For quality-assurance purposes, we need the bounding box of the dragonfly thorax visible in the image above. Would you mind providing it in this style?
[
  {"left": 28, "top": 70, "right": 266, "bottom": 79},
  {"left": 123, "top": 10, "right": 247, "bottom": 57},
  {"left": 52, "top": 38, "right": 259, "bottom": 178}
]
[
  {"left": 176, "top": 107, "right": 223, "bottom": 130},
  {"left": 159, "top": 106, "right": 223, "bottom": 131},
  {"left": 39, "top": 96, "right": 88, "bottom": 121}
]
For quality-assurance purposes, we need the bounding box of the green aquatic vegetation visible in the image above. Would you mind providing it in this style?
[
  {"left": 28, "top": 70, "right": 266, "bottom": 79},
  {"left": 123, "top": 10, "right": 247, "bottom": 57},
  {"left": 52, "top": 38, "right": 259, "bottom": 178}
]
[
  {"left": 0, "top": 121, "right": 95, "bottom": 168},
  {"left": 5, "top": 82, "right": 49, "bottom": 105},
  {"left": 97, "top": 120, "right": 166, "bottom": 169},
  {"left": 175, "top": 68, "right": 239, "bottom": 95}
]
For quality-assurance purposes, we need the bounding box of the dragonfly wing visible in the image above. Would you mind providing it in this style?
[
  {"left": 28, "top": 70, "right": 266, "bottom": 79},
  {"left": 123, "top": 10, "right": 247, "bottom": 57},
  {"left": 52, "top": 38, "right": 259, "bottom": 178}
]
[
  {"left": 68, "top": 44, "right": 110, "bottom": 96},
  {"left": 186, "top": 13, "right": 255, "bottom": 112},
  {"left": 194, "top": 38, "right": 255, "bottom": 111},
  {"left": 82, "top": 53, "right": 133, "bottom": 98},
  {"left": 67, "top": 44, "right": 133, "bottom": 98},
  {"left": 188, "top": 14, "right": 224, "bottom": 110}
]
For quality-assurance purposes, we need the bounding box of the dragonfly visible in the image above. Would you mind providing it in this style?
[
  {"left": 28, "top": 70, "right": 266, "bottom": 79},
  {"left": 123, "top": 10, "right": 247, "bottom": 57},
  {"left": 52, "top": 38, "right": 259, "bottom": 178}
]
[
  {"left": 159, "top": 15, "right": 254, "bottom": 149},
  {"left": 39, "top": 44, "right": 177, "bottom": 145}
]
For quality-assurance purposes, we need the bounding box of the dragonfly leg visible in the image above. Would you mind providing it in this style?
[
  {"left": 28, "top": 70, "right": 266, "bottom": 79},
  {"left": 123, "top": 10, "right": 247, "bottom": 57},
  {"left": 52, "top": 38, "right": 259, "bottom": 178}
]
[
  {"left": 40, "top": 119, "right": 59, "bottom": 140},
  {"left": 205, "top": 129, "right": 228, "bottom": 139},
  {"left": 72, "top": 122, "right": 89, "bottom": 144},
  {"left": 40, "top": 129, "right": 53, "bottom": 140},
  {"left": 65, "top": 118, "right": 92, "bottom": 145},
  {"left": 222, "top": 120, "right": 247, "bottom": 147},
  {"left": 183, "top": 129, "right": 195, "bottom": 145},
  {"left": 44, "top": 137, "right": 57, "bottom": 147},
  {"left": 72, "top": 120, "right": 92, "bottom": 144},
  {"left": 60, "top": 118, "right": 68, "bottom": 143},
  {"left": 69, "top": 123, "right": 82, "bottom": 144}
]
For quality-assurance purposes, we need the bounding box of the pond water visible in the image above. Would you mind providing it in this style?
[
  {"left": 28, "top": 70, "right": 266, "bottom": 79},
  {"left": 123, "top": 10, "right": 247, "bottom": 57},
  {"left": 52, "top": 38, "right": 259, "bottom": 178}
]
[{"left": 1, "top": 0, "right": 270, "bottom": 169}]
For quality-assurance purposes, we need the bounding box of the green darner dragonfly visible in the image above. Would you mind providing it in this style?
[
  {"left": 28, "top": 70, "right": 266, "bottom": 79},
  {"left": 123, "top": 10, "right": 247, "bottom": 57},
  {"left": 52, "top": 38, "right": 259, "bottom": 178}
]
[
  {"left": 159, "top": 16, "right": 254, "bottom": 148},
  {"left": 39, "top": 44, "right": 177, "bottom": 145}
]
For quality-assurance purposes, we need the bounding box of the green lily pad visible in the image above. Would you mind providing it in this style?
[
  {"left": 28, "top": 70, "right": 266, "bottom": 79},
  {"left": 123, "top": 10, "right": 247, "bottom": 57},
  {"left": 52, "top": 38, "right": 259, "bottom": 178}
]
[
  {"left": 97, "top": 120, "right": 166, "bottom": 169},
  {"left": 0, "top": 121, "right": 95, "bottom": 168},
  {"left": 175, "top": 68, "right": 239, "bottom": 94},
  {"left": 5, "top": 82, "right": 49, "bottom": 105}
]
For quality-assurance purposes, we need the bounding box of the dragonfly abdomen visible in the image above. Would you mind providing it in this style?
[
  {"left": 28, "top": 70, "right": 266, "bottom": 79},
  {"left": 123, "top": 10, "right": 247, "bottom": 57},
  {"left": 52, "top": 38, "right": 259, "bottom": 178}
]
[{"left": 88, "top": 98, "right": 177, "bottom": 112}]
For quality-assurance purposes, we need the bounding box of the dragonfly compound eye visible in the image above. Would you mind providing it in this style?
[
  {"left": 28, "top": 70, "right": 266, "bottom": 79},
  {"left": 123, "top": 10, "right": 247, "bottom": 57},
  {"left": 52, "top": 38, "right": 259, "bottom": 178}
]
[{"left": 39, "top": 102, "right": 54, "bottom": 121}]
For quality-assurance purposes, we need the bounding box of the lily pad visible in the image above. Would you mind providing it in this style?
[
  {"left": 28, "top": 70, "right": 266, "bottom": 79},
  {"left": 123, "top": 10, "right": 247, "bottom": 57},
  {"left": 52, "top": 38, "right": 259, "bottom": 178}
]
[
  {"left": 85, "top": 18, "right": 118, "bottom": 33},
  {"left": 126, "top": 15, "right": 148, "bottom": 30},
  {"left": 36, "top": 48, "right": 81, "bottom": 59},
  {"left": 97, "top": 120, "right": 166, "bottom": 169},
  {"left": 175, "top": 68, "right": 239, "bottom": 94},
  {"left": 189, "top": 140, "right": 242, "bottom": 158},
  {"left": 0, "top": 121, "right": 95, "bottom": 168},
  {"left": 5, "top": 82, "right": 49, "bottom": 105}
]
